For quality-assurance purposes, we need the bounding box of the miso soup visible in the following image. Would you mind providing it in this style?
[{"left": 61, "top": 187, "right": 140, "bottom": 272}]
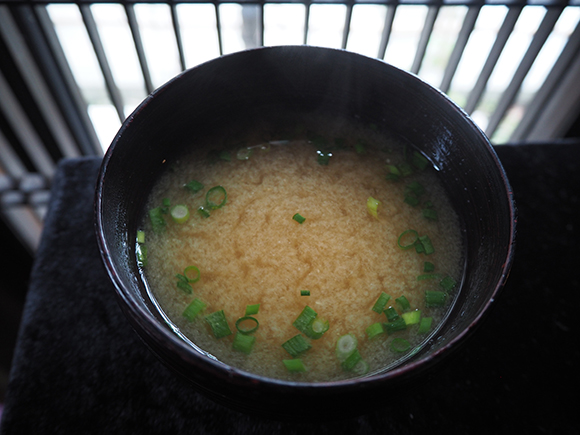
[{"left": 137, "top": 119, "right": 463, "bottom": 382}]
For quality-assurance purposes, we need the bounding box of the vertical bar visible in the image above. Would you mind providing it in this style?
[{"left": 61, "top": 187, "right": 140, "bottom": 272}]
[
  {"left": 0, "top": 5, "right": 80, "bottom": 159},
  {"left": 511, "top": 17, "right": 580, "bottom": 141},
  {"left": 78, "top": 4, "right": 125, "bottom": 122},
  {"left": 215, "top": 3, "right": 224, "bottom": 56},
  {"left": 378, "top": 4, "right": 397, "bottom": 60},
  {"left": 34, "top": 6, "right": 102, "bottom": 156},
  {"left": 125, "top": 4, "right": 155, "bottom": 93},
  {"left": 464, "top": 6, "right": 522, "bottom": 115},
  {"left": 485, "top": 7, "right": 563, "bottom": 139},
  {"left": 439, "top": 6, "right": 481, "bottom": 94},
  {"left": 342, "top": 3, "right": 354, "bottom": 50},
  {"left": 170, "top": 3, "right": 187, "bottom": 72},
  {"left": 411, "top": 5, "right": 440, "bottom": 75},
  {"left": 0, "top": 130, "right": 27, "bottom": 178},
  {"left": 303, "top": 2, "right": 311, "bottom": 45}
]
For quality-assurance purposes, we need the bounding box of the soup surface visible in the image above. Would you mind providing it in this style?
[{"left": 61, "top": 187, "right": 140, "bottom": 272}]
[{"left": 138, "top": 122, "right": 463, "bottom": 382}]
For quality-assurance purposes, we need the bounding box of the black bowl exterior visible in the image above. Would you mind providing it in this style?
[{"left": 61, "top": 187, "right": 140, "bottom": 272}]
[{"left": 95, "top": 46, "right": 515, "bottom": 420}]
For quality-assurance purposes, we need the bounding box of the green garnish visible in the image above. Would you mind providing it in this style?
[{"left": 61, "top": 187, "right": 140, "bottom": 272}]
[
  {"left": 402, "top": 309, "right": 421, "bottom": 326},
  {"left": 418, "top": 316, "right": 433, "bottom": 334},
  {"left": 367, "top": 196, "right": 380, "bottom": 219},
  {"left": 292, "top": 213, "right": 306, "bottom": 224},
  {"left": 309, "top": 317, "right": 329, "bottom": 339},
  {"left": 398, "top": 162, "right": 414, "bottom": 177},
  {"left": 417, "top": 273, "right": 442, "bottom": 281},
  {"left": 395, "top": 295, "right": 411, "bottom": 312},
  {"left": 412, "top": 151, "right": 430, "bottom": 170},
  {"left": 184, "top": 179, "right": 204, "bottom": 194},
  {"left": 183, "top": 265, "right": 201, "bottom": 283},
  {"left": 136, "top": 230, "right": 145, "bottom": 244},
  {"left": 385, "top": 165, "right": 401, "bottom": 182},
  {"left": 440, "top": 275, "right": 457, "bottom": 292},
  {"left": 245, "top": 304, "right": 260, "bottom": 315},
  {"left": 425, "top": 290, "right": 447, "bottom": 307},
  {"left": 341, "top": 348, "right": 362, "bottom": 372},
  {"left": 136, "top": 244, "right": 147, "bottom": 267},
  {"left": 148, "top": 207, "right": 166, "bottom": 233},
  {"left": 175, "top": 274, "right": 193, "bottom": 294},
  {"left": 390, "top": 338, "right": 411, "bottom": 353},
  {"left": 424, "top": 261, "right": 435, "bottom": 272},
  {"left": 236, "top": 147, "right": 254, "bottom": 160},
  {"left": 235, "top": 316, "right": 259, "bottom": 334},
  {"left": 182, "top": 298, "right": 207, "bottom": 321},
  {"left": 366, "top": 322, "right": 385, "bottom": 339},
  {"left": 232, "top": 332, "right": 256, "bottom": 354},
  {"left": 293, "top": 306, "right": 317, "bottom": 334},
  {"left": 170, "top": 204, "right": 189, "bottom": 224},
  {"left": 283, "top": 359, "right": 306, "bottom": 372},
  {"left": 206, "top": 186, "right": 227, "bottom": 209},
  {"left": 352, "top": 359, "right": 370, "bottom": 376},
  {"left": 404, "top": 195, "right": 420, "bottom": 207},
  {"left": 384, "top": 306, "right": 399, "bottom": 322},
  {"left": 316, "top": 150, "right": 332, "bottom": 165},
  {"left": 422, "top": 208, "right": 438, "bottom": 221},
  {"left": 205, "top": 310, "right": 232, "bottom": 338},
  {"left": 406, "top": 181, "right": 425, "bottom": 197},
  {"left": 197, "top": 205, "right": 211, "bottom": 218},
  {"left": 384, "top": 317, "right": 407, "bottom": 334},
  {"left": 161, "top": 198, "right": 171, "bottom": 213},
  {"left": 300, "top": 290, "right": 311, "bottom": 296},
  {"left": 219, "top": 150, "right": 231, "bottom": 161},
  {"left": 335, "top": 333, "right": 357, "bottom": 361},
  {"left": 416, "top": 235, "right": 435, "bottom": 255},
  {"left": 398, "top": 229, "right": 419, "bottom": 249},
  {"left": 282, "top": 334, "right": 312, "bottom": 357},
  {"left": 372, "top": 292, "right": 391, "bottom": 314}
]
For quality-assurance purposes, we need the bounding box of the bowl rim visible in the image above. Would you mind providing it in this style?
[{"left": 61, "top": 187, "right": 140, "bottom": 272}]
[{"left": 95, "top": 45, "right": 517, "bottom": 392}]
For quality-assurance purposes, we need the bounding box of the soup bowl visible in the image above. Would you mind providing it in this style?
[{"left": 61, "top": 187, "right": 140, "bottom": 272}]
[{"left": 95, "top": 45, "right": 515, "bottom": 420}]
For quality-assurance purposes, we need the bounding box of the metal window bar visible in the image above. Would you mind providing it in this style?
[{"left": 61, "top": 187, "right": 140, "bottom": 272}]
[{"left": 1, "top": 0, "right": 580, "bottom": 254}]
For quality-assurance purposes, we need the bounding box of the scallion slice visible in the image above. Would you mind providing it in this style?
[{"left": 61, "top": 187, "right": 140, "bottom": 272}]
[
  {"left": 136, "top": 244, "right": 147, "bottom": 267},
  {"left": 402, "top": 309, "right": 421, "bottom": 326},
  {"left": 385, "top": 165, "right": 401, "bottom": 182},
  {"left": 390, "top": 338, "right": 411, "bottom": 353},
  {"left": 418, "top": 316, "right": 433, "bottom": 334},
  {"left": 395, "top": 295, "right": 411, "bottom": 312},
  {"left": 175, "top": 274, "right": 193, "bottom": 294},
  {"left": 148, "top": 207, "right": 166, "bottom": 233},
  {"left": 182, "top": 298, "right": 207, "bottom": 321},
  {"left": 170, "top": 204, "right": 190, "bottom": 224},
  {"left": 236, "top": 147, "right": 253, "bottom": 160},
  {"left": 417, "top": 273, "right": 442, "bottom": 281},
  {"left": 425, "top": 290, "right": 447, "bottom": 307},
  {"left": 282, "top": 334, "right": 312, "bottom": 357},
  {"left": 422, "top": 208, "right": 438, "bottom": 221},
  {"left": 245, "top": 304, "right": 260, "bottom": 315},
  {"left": 317, "top": 150, "right": 332, "bottom": 165},
  {"left": 367, "top": 196, "right": 381, "bottom": 219},
  {"left": 418, "top": 235, "right": 435, "bottom": 255},
  {"left": 235, "top": 316, "right": 259, "bottom": 335},
  {"left": 406, "top": 181, "right": 426, "bottom": 197},
  {"left": 206, "top": 186, "right": 227, "bottom": 209},
  {"left": 384, "top": 317, "right": 407, "bottom": 334},
  {"left": 341, "top": 348, "right": 362, "bottom": 372},
  {"left": 404, "top": 195, "right": 420, "bottom": 207},
  {"left": 424, "top": 261, "right": 435, "bottom": 272},
  {"left": 232, "top": 332, "right": 256, "bottom": 354},
  {"left": 283, "top": 359, "right": 306, "bottom": 372},
  {"left": 183, "top": 265, "right": 201, "bottom": 283},
  {"left": 292, "top": 213, "right": 306, "bottom": 224},
  {"left": 184, "top": 180, "right": 204, "bottom": 194},
  {"left": 205, "top": 310, "right": 232, "bottom": 338},
  {"left": 300, "top": 290, "right": 310, "bottom": 296},
  {"left": 335, "top": 333, "right": 358, "bottom": 361},
  {"left": 293, "top": 306, "right": 317, "bottom": 335},
  {"left": 398, "top": 229, "right": 419, "bottom": 250},
  {"left": 440, "top": 275, "right": 457, "bottom": 292},
  {"left": 136, "top": 230, "right": 145, "bottom": 244},
  {"left": 309, "top": 317, "right": 329, "bottom": 339},
  {"left": 366, "top": 322, "right": 385, "bottom": 339},
  {"left": 197, "top": 205, "right": 211, "bottom": 218},
  {"left": 372, "top": 292, "right": 391, "bottom": 314},
  {"left": 398, "top": 162, "right": 414, "bottom": 177},
  {"left": 353, "top": 359, "right": 370, "bottom": 376},
  {"left": 161, "top": 198, "right": 171, "bottom": 214},
  {"left": 384, "top": 306, "right": 399, "bottom": 322}
]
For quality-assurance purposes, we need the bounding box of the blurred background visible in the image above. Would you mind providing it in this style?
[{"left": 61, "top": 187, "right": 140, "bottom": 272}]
[{"left": 1, "top": 0, "right": 579, "bottom": 413}]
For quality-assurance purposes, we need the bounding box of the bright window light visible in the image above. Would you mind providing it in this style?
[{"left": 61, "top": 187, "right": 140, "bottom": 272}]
[
  {"left": 307, "top": 4, "right": 347, "bottom": 49},
  {"left": 346, "top": 5, "right": 388, "bottom": 58}
]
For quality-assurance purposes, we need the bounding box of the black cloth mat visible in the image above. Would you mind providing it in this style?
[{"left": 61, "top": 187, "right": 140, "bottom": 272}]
[{"left": 1, "top": 143, "right": 578, "bottom": 434}]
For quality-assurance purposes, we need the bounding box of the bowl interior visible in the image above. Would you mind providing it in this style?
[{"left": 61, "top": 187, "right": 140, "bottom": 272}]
[{"left": 96, "top": 46, "right": 515, "bottom": 419}]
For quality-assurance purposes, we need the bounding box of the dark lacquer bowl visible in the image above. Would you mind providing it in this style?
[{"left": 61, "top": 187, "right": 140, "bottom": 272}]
[{"left": 95, "top": 46, "right": 515, "bottom": 421}]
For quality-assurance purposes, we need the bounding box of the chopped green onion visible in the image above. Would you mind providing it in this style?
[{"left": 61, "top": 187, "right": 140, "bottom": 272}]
[
  {"left": 293, "top": 305, "right": 319, "bottom": 336},
  {"left": 418, "top": 316, "right": 433, "bottom": 334},
  {"left": 235, "top": 316, "right": 259, "bottom": 334},
  {"left": 236, "top": 147, "right": 253, "bottom": 160},
  {"left": 183, "top": 265, "right": 201, "bottom": 283},
  {"left": 422, "top": 208, "right": 438, "bottom": 221},
  {"left": 184, "top": 179, "right": 204, "bottom": 194},
  {"left": 412, "top": 151, "right": 430, "bottom": 170},
  {"left": 161, "top": 198, "right": 171, "bottom": 214},
  {"left": 300, "top": 290, "right": 310, "bottom": 296},
  {"left": 390, "top": 338, "right": 411, "bottom": 353},
  {"left": 398, "top": 229, "right": 419, "bottom": 249},
  {"left": 398, "top": 162, "right": 414, "bottom": 177},
  {"left": 148, "top": 207, "right": 166, "bottom": 233},
  {"left": 372, "top": 292, "right": 391, "bottom": 314},
  {"left": 317, "top": 150, "right": 332, "bottom": 165},
  {"left": 282, "top": 334, "right": 312, "bottom": 357},
  {"left": 367, "top": 196, "right": 381, "bottom": 219},
  {"left": 292, "top": 213, "right": 306, "bottom": 224},
  {"left": 425, "top": 290, "right": 447, "bottom": 307},
  {"left": 395, "top": 295, "right": 411, "bottom": 312},
  {"left": 417, "top": 235, "right": 435, "bottom": 255},
  {"left": 205, "top": 310, "right": 232, "bottom": 338},
  {"left": 335, "top": 333, "right": 358, "bottom": 361},
  {"left": 245, "top": 304, "right": 260, "bottom": 315},
  {"left": 384, "top": 306, "right": 399, "bottom": 322},
  {"left": 417, "top": 273, "right": 442, "bottom": 281},
  {"left": 366, "top": 322, "right": 385, "bottom": 339},
  {"left": 406, "top": 181, "right": 425, "bottom": 197},
  {"left": 206, "top": 186, "right": 227, "bottom": 209},
  {"left": 440, "top": 275, "right": 458, "bottom": 292},
  {"left": 402, "top": 309, "right": 421, "bottom": 326},
  {"left": 404, "top": 195, "right": 420, "bottom": 207},
  {"left": 424, "top": 261, "right": 435, "bottom": 272},
  {"left": 283, "top": 359, "right": 306, "bottom": 372},
  {"left": 175, "top": 274, "right": 193, "bottom": 294},
  {"left": 170, "top": 204, "right": 190, "bottom": 224},
  {"left": 232, "top": 332, "right": 256, "bottom": 354},
  {"left": 136, "top": 230, "right": 145, "bottom": 244},
  {"left": 197, "top": 205, "right": 211, "bottom": 218},
  {"left": 384, "top": 317, "right": 407, "bottom": 334},
  {"left": 309, "top": 317, "right": 329, "bottom": 339},
  {"left": 341, "top": 349, "right": 362, "bottom": 372},
  {"left": 353, "top": 359, "right": 370, "bottom": 376},
  {"left": 183, "top": 298, "right": 207, "bottom": 321},
  {"left": 219, "top": 150, "right": 231, "bottom": 161},
  {"left": 385, "top": 165, "right": 401, "bottom": 182},
  {"left": 136, "top": 244, "right": 147, "bottom": 267}
]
